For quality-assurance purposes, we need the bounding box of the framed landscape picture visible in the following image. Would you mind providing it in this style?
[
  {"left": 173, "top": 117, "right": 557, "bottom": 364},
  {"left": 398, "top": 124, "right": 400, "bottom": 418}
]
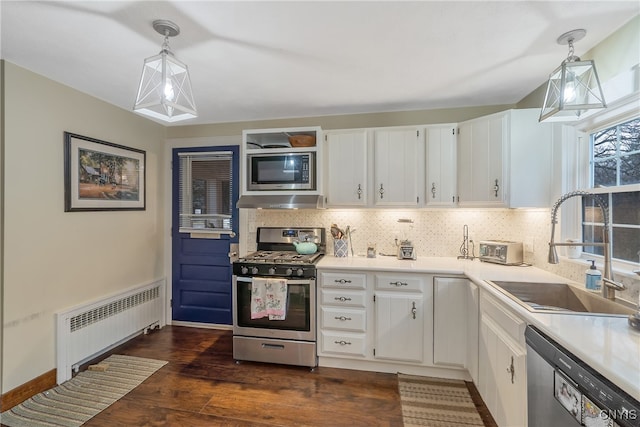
[{"left": 64, "top": 132, "right": 146, "bottom": 211}]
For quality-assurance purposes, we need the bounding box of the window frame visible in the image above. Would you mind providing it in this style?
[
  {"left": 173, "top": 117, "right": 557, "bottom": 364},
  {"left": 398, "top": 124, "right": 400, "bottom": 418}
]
[
  {"left": 565, "top": 96, "right": 640, "bottom": 271},
  {"left": 177, "top": 151, "right": 235, "bottom": 235}
]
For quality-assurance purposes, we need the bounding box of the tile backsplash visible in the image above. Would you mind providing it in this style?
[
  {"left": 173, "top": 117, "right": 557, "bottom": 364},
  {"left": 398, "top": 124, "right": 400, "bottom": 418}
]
[{"left": 244, "top": 208, "right": 639, "bottom": 304}]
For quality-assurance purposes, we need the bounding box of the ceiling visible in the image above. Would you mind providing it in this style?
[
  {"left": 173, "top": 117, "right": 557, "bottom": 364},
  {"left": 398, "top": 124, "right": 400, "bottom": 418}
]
[{"left": 2, "top": 1, "right": 639, "bottom": 126}]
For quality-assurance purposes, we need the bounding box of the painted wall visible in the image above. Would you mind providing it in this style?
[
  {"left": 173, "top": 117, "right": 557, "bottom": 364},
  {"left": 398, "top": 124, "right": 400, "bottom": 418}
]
[{"left": 1, "top": 62, "right": 165, "bottom": 392}]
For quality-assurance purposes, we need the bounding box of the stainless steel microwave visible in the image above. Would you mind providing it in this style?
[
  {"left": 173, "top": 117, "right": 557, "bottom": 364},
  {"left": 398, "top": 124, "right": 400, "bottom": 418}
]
[{"left": 247, "top": 152, "right": 316, "bottom": 191}]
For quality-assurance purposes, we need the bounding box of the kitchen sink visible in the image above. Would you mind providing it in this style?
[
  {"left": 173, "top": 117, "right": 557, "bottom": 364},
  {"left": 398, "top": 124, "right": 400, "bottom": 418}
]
[{"left": 485, "top": 280, "right": 636, "bottom": 316}]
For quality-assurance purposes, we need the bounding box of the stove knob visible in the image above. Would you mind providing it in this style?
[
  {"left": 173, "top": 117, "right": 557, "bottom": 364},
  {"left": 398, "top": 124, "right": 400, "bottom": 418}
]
[
  {"left": 241, "top": 266, "right": 249, "bottom": 275},
  {"left": 285, "top": 268, "right": 293, "bottom": 276},
  {"left": 269, "top": 267, "right": 276, "bottom": 275},
  {"left": 296, "top": 268, "right": 304, "bottom": 276},
  {"left": 251, "top": 267, "right": 259, "bottom": 275}
]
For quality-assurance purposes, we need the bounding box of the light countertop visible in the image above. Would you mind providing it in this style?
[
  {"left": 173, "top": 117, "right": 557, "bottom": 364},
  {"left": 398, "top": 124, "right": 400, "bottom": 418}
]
[{"left": 316, "top": 255, "right": 640, "bottom": 401}]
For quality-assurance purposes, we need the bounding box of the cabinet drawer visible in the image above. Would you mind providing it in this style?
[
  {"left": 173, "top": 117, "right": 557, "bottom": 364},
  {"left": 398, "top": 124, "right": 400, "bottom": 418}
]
[
  {"left": 320, "top": 272, "right": 366, "bottom": 289},
  {"left": 481, "top": 291, "right": 526, "bottom": 344},
  {"left": 321, "top": 307, "right": 366, "bottom": 332},
  {"left": 375, "top": 274, "right": 424, "bottom": 291},
  {"left": 320, "top": 331, "right": 367, "bottom": 357},
  {"left": 320, "top": 289, "right": 366, "bottom": 308}
]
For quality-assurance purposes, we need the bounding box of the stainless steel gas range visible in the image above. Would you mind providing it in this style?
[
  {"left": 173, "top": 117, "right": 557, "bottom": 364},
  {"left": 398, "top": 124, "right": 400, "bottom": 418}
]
[{"left": 232, "top": 227, "right": 325, "bottom": 368}]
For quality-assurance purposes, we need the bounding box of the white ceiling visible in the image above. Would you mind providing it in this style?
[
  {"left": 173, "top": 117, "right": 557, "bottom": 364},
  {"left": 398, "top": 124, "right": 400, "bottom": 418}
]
[{"left": 2, "top": 1, "right": 639, "bottom": 126}]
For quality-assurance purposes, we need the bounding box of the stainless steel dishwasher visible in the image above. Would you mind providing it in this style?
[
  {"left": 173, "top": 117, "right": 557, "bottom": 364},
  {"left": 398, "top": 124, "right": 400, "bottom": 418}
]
[{"left": 526, "top": 326, "right": 640, "bottom": 427}]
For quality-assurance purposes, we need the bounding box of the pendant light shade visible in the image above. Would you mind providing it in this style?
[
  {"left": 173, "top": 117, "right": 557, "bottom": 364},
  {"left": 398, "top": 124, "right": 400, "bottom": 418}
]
[
  {"left": 134, "top": 20, "right": 197, "bottom": 123},
  {"left": 539, "top": 29, "right": 606, "bottom": 122}
]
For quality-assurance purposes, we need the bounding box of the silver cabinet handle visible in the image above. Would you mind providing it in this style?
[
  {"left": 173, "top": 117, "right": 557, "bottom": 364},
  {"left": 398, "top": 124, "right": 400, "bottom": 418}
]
[
  {"left": 334, "top": 279, "right": 352, "bottom": 284},
  {"left": 357, "top": 184, "right": 362, "bottom": 200},
  {"left": 494, "top": 179, "right": 500, "bottom": 197},
  {"left": 389, "top": 281, "right": 408, "bottom": 287},
  {"left": 411, "top": 301, "right": 417, "bottom": 319},
  {"left": 334, "top": 340, "right": 351, "bottom": 346},
  {"left": 431, "top": 182, "right": 436, "bottom": 198},
  {"left": 334, "top": 316, "right": 352, "bottom": 321},
  {"left": 506, "top": 356, "right": 515, "bottom": 383},
  {"left": 379, "top": 183, "right": 384, "bottom": 199},
  {"left": 334, "top": 296, "right": 352, "bottom": 302}
]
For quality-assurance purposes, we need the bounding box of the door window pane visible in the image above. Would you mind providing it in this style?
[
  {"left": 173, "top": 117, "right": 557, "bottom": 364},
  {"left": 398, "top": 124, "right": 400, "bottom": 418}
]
[{"left": 179, "top": 152, "right": 233, "bottom": 231}]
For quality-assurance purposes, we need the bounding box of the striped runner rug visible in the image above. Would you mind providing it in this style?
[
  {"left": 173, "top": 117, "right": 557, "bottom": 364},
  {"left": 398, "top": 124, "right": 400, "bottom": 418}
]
[
  {"left": 0, "top": 354, "right": 167, "bottom": 427},
  {"left": 398, "top": 373, "right": 486, "bottom": 427}
]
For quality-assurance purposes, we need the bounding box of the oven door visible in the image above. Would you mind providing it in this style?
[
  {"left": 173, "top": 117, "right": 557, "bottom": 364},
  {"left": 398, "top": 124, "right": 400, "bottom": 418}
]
[{"left": 232, "top": 276, "right": 316, "bottom": 341}]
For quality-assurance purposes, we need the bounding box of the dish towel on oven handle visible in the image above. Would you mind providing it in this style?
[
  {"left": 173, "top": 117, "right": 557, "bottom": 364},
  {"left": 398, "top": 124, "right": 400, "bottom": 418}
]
[{"left": 251, "top": 277, "right": 288, "bottom": 320}]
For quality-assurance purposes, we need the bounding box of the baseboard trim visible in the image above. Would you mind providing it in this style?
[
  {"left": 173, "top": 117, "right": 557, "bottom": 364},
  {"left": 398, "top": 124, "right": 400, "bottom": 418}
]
[{"left": 1, "top": 368, "right": 57, "bottom": 412}]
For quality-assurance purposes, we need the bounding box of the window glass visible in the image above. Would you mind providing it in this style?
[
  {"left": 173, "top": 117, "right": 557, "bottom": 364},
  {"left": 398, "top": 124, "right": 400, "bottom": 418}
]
[
  {"left": 586, "top": 117, "right": 640, "bottom": 264},
  {"left": 621, "top": 153, "right": 640, "bottom": 185},
  {"left": 178, "top": 152, "right": 233, "bottom": 231}
]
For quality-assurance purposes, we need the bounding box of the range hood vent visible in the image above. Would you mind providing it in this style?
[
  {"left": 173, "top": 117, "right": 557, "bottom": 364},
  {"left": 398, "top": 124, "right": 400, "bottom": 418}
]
[{"left": 236, "top": 194, "right": 326, "bottom": 209}]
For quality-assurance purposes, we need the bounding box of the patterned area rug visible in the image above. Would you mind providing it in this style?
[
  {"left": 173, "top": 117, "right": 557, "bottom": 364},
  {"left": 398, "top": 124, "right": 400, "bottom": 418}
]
[
  {"left": 398, "top": 373, "right": 485, "bottom": 427},
  {"left": 0, "top": 354, "right": 167, "bottom": 427}
]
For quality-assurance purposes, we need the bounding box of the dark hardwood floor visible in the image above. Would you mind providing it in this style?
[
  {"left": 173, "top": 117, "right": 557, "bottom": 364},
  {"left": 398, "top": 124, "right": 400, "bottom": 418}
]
[
  {"left": 83, "top": 326, "right": 405, "bottom": 426},
  {"left": 3, "top": 326, "right": 497, "bottom": 426}
]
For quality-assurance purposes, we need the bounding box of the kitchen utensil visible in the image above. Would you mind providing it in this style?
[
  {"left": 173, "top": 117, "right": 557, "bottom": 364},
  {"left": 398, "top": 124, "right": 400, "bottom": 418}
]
[
  {"left": 346, "top": 226, "right": 355, "bottom": 256},
  {"left": 330, "top": 224, "right": 344, "bottom": 240}
]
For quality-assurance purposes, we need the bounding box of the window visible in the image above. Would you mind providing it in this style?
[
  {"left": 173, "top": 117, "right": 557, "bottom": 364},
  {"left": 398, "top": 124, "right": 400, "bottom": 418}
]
[
  {"left": 178, "top": 151, "right": 233, "bottom": 232},
  {"left": 583, "top": 117, "right": 640, "bottom": 264}
]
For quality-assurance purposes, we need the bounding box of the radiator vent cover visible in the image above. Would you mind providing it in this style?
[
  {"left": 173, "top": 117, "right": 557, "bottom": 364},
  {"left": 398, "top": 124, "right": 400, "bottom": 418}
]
[{"left": 69, "top": 286, "right": 160, "bottom": 333}]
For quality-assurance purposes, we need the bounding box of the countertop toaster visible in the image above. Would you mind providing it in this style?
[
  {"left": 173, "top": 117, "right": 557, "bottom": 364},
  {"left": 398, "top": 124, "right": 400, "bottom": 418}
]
[{"left": 478, "top": 240, "right": 523, "bottom": 265}]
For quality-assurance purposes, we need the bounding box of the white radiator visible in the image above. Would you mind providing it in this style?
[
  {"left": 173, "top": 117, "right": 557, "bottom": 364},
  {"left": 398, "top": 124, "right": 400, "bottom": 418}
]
[{"left": 55, "top": 279, "right": 166, "bottom": 384}]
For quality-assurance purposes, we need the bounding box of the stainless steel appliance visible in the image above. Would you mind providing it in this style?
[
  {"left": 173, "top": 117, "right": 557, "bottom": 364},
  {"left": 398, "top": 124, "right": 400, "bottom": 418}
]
[
  {"left": 478, "top": 240, "right": 523, "bottom": 265},
  {"left": 526, "top": 325, "right": 640, "bottom": 427},
  {"left": 232, "top": 227, "right": 325, "bottom": 368},
  {"left": 397, "top": 240, "right": 416, "bottom": 260},
  {"left": 247, "top": 152, "right": 315, "bottom": 191}
]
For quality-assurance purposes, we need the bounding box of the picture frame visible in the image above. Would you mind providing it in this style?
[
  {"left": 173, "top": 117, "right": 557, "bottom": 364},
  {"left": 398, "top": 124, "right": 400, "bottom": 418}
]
[{"left": 64, "top": 132, "right": 146, "bottom": 211}]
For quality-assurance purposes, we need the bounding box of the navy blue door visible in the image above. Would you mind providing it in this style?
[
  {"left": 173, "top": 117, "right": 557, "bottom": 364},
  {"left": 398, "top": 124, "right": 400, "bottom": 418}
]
[{"left": 172, "top": 146, "right": 239, "bottom": 324}]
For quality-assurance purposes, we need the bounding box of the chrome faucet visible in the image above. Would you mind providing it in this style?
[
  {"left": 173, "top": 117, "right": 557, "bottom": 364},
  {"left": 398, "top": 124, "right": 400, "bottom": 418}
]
[{"left": 548, "top": 191, "right": 625, "bottom": 300}]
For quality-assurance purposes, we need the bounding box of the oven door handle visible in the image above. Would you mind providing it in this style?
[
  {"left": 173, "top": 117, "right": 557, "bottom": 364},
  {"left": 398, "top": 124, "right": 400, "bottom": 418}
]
[{"left": 234, "top": 276, "right": 313, "bottom": 285}]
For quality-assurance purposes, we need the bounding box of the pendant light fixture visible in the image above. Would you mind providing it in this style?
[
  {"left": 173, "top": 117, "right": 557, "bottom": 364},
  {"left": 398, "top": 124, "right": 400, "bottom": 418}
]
[
  {"left": 133, "top": 20, "right": 197, "bottom": 122},
  {"left": 539, "top": 29, "right": 606, "bottom": 122}
]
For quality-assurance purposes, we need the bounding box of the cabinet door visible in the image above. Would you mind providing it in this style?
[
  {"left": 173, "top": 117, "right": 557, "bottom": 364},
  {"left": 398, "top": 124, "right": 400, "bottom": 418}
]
[
  {"left": 324, "top": 130, "right": 368, "bottom": 207},
  {"left": 374, "top": 292, "right": 423, "bottom": 362},
  {"left": 457, "top": 114, "right": 505, "bottom": 206},
  {"left": 466, "top": 282, "right": 479, "bottom": 384},
  {"left": 373, "top": 128, "right": 421, "bottom": 207},
  {"left": 433, "top": 277, "right": 467, "bottom": 367},
  {"left": 426, "top": 126, "right": 457, "bottom": 206},
  {"left": 479, "top": 314, "right": 527, "bottom": 427},
  {"left": 494, "top": 328, "right": 527, "bottom": 427}
]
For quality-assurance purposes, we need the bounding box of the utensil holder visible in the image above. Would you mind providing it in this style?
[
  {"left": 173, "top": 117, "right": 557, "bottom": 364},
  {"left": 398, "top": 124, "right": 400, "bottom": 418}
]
[{"left": 334, "top": 239, "right": 349, "bottom": 257}]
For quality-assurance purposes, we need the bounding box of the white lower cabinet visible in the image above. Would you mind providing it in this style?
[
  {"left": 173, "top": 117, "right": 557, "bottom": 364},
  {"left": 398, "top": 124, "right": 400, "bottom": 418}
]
[
  {"left": 433, "top": 277, "right": 468, "bottom": 368},
  {"left": 478, "top": 291, "right": 527, "bottom": 427},
  {"left": 318, "top": 271, "right": 367, "bottom": 358},
  {"left": 374, "top": 292, "right": 424, "bottom": 362}
]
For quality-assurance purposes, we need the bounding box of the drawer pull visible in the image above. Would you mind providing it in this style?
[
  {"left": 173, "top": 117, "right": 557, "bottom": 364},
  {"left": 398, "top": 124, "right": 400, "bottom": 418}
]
[
  {"left": 334, "top": 316, "right": 352, "bottom": 321},
  {"left": 335, "top": 279, "right": 352, "bottom": 284},
  {"left": 390, "top": 281, "right": 408, "bottom": 287},
  {"left": 411, "top": 301, "right": 417, "bottom": 319},
  {"left": 334, "top": 296, "right": 352, "bottom": 302},
  {"left": 334, "top": 340, "right": 351, "bottom": 346}
]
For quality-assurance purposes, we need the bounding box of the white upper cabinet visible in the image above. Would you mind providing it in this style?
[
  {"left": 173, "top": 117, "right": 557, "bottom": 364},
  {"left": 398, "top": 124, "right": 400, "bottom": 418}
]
[
  {"left": 457, "top": 113, "right": 505, "bottom": 206},
  {"left": 373, "top": 127, "right": 422, "bottom": 207},
  {"left": 425, "top": 125, "right": 457, "bottom": 207},
  {"left": 457, "top": 109, "right": 556, "bottom": 208},
  {"left": 324, "top": 130, "right": 368, "bottom": 207}
]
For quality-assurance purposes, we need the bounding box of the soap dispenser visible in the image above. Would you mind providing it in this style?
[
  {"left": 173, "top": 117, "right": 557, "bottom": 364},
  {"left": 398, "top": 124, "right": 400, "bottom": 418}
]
[{"left": 585, "top": 260, "right": 602, "bottom": 291}]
